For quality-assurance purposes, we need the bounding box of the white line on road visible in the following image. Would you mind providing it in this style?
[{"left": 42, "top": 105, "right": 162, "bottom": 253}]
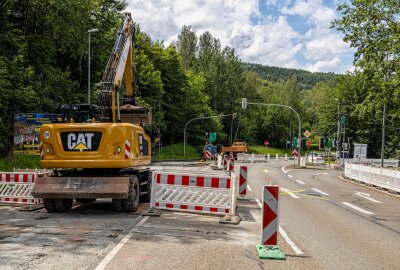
[
  {"left": 281, "top": 165, "right": 288, "bottom": 174},
  {"left": 313, "top": 172, "right": 329, "bottom": 176},
  {"left": 255, "top": 198, "right": 262, "bottom": 208},
  {"left": 281, "top": 187, "right": 300, "bottom": 199},
  {"left": 247, "top": 185, "right": 253, "bottom": 192},
  {"left": 355, "top": 192, "right": 382, "bottom": 203},
  {"left": 295, "top": 180, "right": 305, "bottom": 185},
  {"left": 95, "top": 216, "right": 149, "bottom": 270},
  {"left": 279, "top": 226, "right": 304, "bottom": 255},
  {"left": 311, "top": 188, "right": 329, "bottom": 196},
  {"left": 341, "top": 202, "right": 374, "bottom": 215},
  {"left": 200, "top": 166, "right": 209, "bottom": 171},
  {"left": 288, "top": 174, "right": 293, "bottom": 178}
]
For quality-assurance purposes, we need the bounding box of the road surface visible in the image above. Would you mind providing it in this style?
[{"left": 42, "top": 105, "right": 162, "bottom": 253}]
[{"left": 0, "top": 160, "right": 399, "bottom": 269}]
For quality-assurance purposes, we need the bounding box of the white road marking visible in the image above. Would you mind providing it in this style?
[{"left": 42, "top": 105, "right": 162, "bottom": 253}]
[
  {"left": 279, "top": 226, "right": 303, "bottom": 255},
  {"left": 295, "top": 180, "right": 305, "bottom": 185},
  {"left": 355, "top": 192, "right": 382, "bottom": 203},
  {"left": 247, "top": 185, "right": 253, "bottom": 192},
  {"left": 311, "top": 188, "right": 329, "bottom": 196},
  {"left": 313, "top": 172, "right": 329, "bottom": 176},
  {"left": 95, "top": 216, "right": 149, "bottom": 270},
  {"left": 341, "top": 202, "right": 374, "bottom": 215},
  {"left": 281, "top": 187, "right": 300, "bottom": 199},
  {"left": 200, "top": 166, "right": 209, "bottom": 171},
  {"left": 255, "top": 198, "right": 262, "bottom": 208},
  {"left": 288, "top": 174, "right": 293, "bottom": 178},
  {"left": 281, "top": 165, "right": 288, "bottom": 174}
]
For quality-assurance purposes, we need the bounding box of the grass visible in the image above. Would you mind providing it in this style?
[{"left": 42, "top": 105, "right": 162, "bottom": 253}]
[
  {"left": 153, "top": 143, "right": 201, "bottom": 160},
  {"left": 249, "top": 146, "right": 291, "bottom": 156},
  {"left": 0, "top": 154, "right": 41, "bottom": 171}
]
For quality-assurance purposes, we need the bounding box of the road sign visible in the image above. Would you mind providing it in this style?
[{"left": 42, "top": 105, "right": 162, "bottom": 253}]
[
  {"left": 292, "top": 137, "right": 298, "bottom": 148},
  {"left": 306, "top": 140, "right": 311, "bottom": 147},
  {"left": 205, "top": 144, "right": 212, "bottom": 158},
  {"left": 303, "top": 130, "right": 311, "bottom": 138},
  {"left": 241, "top": 98, "right": 247, "bottom": 109},
  {"left": 209, "top": 132, "right": 216, "bottom": 143},
  {"left": 292, "top": 149, "right": 298, "bottom": 157},
  {"left": 264, "top": 140, "right": 270, "bottom": 147}
]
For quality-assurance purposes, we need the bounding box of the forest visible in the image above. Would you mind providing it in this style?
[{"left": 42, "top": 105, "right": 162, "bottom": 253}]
[{"left": 0, "top": 0, "right": 399, "bottom": 159}]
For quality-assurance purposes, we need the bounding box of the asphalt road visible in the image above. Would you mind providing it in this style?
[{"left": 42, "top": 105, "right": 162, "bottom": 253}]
[{"left": 0, "top": 160, "right": 399, "bottom": 269}]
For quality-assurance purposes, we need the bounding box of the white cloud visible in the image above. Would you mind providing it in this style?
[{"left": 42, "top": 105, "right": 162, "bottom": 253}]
[
  {"left": 307, "top": 57, "right": 341, "bottom": 72},
  {"left": 126, "top": 0, "right": 353, "bottom": 73},
  {"left": 304, "top": 30, "right": 350, "bottom": 61},
  {"left": 281, "top": 0, "right": 336, "bottom": 27}
]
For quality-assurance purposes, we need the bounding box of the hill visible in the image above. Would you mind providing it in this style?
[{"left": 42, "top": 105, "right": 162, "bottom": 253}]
[{"left": 242, "top": 62, "right": 339, "bottom": 89}]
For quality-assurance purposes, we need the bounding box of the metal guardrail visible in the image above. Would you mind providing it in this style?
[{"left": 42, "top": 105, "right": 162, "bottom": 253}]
[
  {"left": 344, "top": 163, "right": 400, "bottom": 193},
  {"left": 237, "top": 153, "right": 266, "bottom": 162}
]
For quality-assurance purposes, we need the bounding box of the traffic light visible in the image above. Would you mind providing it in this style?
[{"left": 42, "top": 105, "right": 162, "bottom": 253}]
[
  {"left": 319, "top": 137, "right": 325, "bottom": 150},
  {"left": 292, "top": 137, "right": 298, "bottom": 148}
]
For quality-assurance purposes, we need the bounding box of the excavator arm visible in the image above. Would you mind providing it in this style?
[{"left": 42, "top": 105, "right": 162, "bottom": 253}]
[{"left": 99, "top": 13, "right": 151, "bottom": 124}]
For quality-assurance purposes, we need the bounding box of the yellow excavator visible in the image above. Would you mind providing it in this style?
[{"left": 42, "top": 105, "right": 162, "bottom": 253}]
[{"left": 32, "top": 13, "right": 152, "bottom": 212}]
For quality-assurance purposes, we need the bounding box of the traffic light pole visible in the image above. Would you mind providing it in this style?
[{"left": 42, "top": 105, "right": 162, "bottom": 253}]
[
  {"left": 183, "top": 113, "right": 236, "bottom": 157},
  {"left": 243, "top": 101, "right": 302, "bottom": 166}
]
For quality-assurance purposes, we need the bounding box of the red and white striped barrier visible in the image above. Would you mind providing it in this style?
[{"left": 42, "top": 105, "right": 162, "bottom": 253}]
[
  {"left": 150, "top": 170, "right": 237, "bottom": 216},
  {"left": 262, "top": 185, "right": 279, "bottom": 245},
  {"left": 0, "top": 172, "right": 42, "bottom": 205},
  {"left": 228, "top": 158, "right": 235, "bottom": 175},
  {"left": 223, "top": 155, "right": 229, "bottom": 171},
  {"left": 239, "top": 166, "right": 247, "bottom": 195}
]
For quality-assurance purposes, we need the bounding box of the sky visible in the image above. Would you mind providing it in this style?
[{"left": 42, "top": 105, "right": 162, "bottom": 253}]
[{"left": 126, "top": 0, "right": 354, "bottom": 74}]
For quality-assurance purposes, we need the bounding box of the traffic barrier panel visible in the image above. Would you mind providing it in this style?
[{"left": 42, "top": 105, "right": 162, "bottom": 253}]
[
  {"left": 149, "top": 170, "right": 238, "bottom": 217},
  {"left": 223, "top": 155, "right": 229, "bottom": 171},
  {"left": 239, "top": 166, "right": 247, "bottom": 195},
  {"left": 0, "top": 172, "right": 42, "bottom": 205},
  {"left": 345, "top": 163, "right": 400, "bottom": 193},
  {"left": 256, "top": 185, "right": 285, "bottom": 260},
  {"left": 228, "top": 158, "right": 235, "bottom": 175}
]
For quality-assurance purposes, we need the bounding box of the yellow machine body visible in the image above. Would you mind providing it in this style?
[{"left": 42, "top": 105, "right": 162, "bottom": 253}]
[{"left": 40, "top": 123, "right": 151, "bottom": 169}]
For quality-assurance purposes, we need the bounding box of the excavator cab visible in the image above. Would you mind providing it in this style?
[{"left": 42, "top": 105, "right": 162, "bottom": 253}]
[{"left": 60, "top": 104, "right": 101, "bottom": 123}]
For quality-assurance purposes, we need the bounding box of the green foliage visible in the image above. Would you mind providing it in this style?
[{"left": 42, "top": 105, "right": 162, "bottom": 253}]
[
  {"left": 1, "top": 1, "right": 399, "bottom": 160},
  {"left": 242, "top": 63, "right": 338, "bottom": 89},
  {"left": 248, "top": 146, "right": 290, "bottom": 156},
  {"left": 0, "top": 155, "right": 40, "bottom": 171},
  {"left": 153, "top": 143, "right": 200, "bottom": 160}
]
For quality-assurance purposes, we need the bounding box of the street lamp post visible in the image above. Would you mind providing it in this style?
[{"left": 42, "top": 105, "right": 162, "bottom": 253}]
[
  {"left": 183, "top": 113, "right": 236, "bottom": 156},
  {"left": 241, "top": 99, "right": 302, "bottom": 166},
  {"left": 88, "top": 28, "right": 99, "bottom": 105},
  {"left": 335, "top": 98, "right": 341, "bottom": 164}
]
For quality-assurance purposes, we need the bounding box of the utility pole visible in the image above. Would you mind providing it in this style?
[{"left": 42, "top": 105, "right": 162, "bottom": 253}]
[
  {"left": 336, "top": 99, "right": 341, "bottom": 164},
  {"left": 88, "top": 28, "right": 99, "bottom": 105},
  {"left": 381, "top": 104, "right": 386, "bottom": 167}
]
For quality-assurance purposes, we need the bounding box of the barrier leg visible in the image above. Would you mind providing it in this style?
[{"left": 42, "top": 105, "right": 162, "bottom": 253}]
[
  {"left": 220, "top": 173, "right": 241, "bottom": 225},
  {"left": 256, "top": 185, "right": 286, "bottom": 260},
  {"left": 143, "top": 171, "right": 161, "bottom": 216}
]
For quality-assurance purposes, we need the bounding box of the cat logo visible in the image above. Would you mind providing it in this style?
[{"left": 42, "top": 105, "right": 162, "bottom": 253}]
[{"left": 67, "top": 133, "right": 94, "bottom": 151}]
